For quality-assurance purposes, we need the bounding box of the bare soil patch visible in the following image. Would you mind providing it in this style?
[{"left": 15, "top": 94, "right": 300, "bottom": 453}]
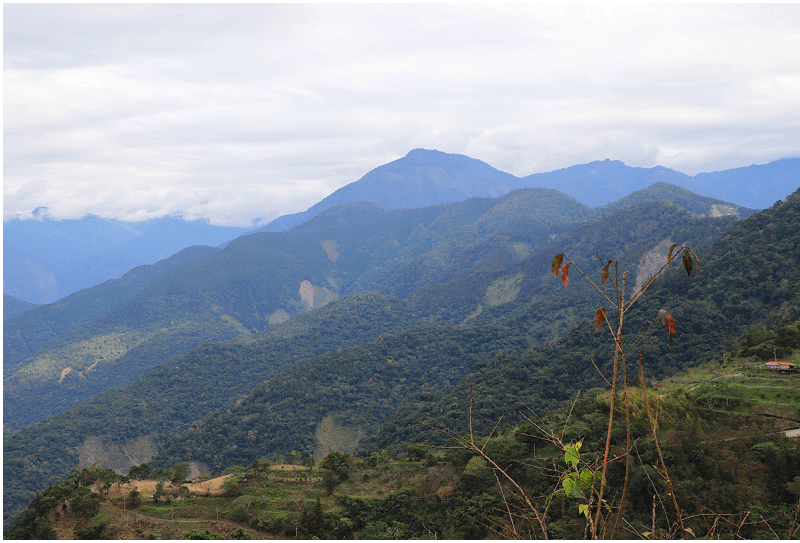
[{"left": 108, "top": 474, "right": 233, "bottom": 500}]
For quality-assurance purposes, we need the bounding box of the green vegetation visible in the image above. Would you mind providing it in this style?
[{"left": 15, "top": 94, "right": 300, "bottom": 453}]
[
  {"left": 595, "top": 181, "right": 757, "bottom": 219},
  {"left": 5, "top": 188, "right": 800, "bottom": 535},
  {"left": 4, "top": 187, "right": 738, "bottom": 435},
  {"left": 3, "top": 294, "right": 40, "bottom": 321},
  {"left": 10, "top": 357, "right": 800, "bottom": 539},
  {"left": 3, "top": 292, "right": 420, "bottom": 528},
  {"left": 3, "top": 245, "right": 221, "bottom": 373},
  {"left": 3, "top": 186, "right": 593, "bottom": 434}
]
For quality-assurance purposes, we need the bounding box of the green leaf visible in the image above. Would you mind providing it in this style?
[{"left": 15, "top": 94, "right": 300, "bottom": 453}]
[
  {"left": 563, "top": 476, "right": 577, "bottom": 496},
  {"left": 564, "top": 442, "right": 581, "bottom": 468},
  {"left": 579, "top": 468, "right": 594, "bottom": 487}
]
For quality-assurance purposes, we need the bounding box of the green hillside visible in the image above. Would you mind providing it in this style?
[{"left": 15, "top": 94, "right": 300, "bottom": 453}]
[
  {"left": 10, "top": 339, "right": 800, "bottom": 539},
  {"left": 3, "top": 245, "right": 220, "bottom": 374},
  {"left": 2, "top": 293, "right": 421, "bottom": 529},
  {"left": 3, "top": 188, "right": 591, "bottom": 433},
  {"left": 146, "top": 200, "right": 750, "bottom": 473},
  {"left": 3, "top": 295, "right": 39, "bottom": 321},
  {"left": 1, "top": 194, "right": 746, "bottom": 529},
  {"left": 367, "top": 190, "right": 800, "bottom": 453},
  {"left": 595, "top": 181, "right": 757, "bottom": 218},
  {"left": 3, "top": 186, "right": 779, "bottom": 531},
  {"left": 149, "top": 192, "right": 799, "bottom": 477}
]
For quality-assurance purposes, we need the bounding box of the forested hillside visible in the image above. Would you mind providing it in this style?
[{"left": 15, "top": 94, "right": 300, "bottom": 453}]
[
  {"left": 10, "top": 330, "right": 800, "bottom": 539},
  {"left": 4, "top": 185, "right": 797, "bottom": 533},
  {"left": 2, "top": 194, "right": 748, "bottom": 529},
  {"left": 594, "top": 181, "right": 756, "bottom": 218},
  {"left": 3, "top": 245, "right": 221, "bottom": 374},
  {"left": 3, "top": 187, "right": 591, "bottom": 433},
  {"left": 3, "top": 295, "right": 39, "bottom": 321},
  {"left": 2, "top": 293, "right": 421, "bottom": 528},
  {"left": 151, "top": 200, "right": 747, "bottom": 473},
  {"left": 365, "top": 189, "right": 800, "bottom": 453}
]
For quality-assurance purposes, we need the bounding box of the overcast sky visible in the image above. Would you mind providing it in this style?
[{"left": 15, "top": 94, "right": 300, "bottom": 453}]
[{"left": 5, "top": 4, "right": 800, "bottom": 227}]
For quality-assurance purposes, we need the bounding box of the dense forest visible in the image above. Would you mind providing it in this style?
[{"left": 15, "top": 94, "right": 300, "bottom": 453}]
[
  {"left": 4, "top": 185, "right": 798, "bottom": 535},
  {"left": 3, "top": 187, "right": 595, "bottom": 435},
  {"left": 9, "top": 333, "right": 800, "bottom": 539}
]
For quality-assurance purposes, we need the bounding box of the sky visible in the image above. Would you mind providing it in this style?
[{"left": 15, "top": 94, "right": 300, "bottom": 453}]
[{"left": 4, "top": 4, "right": 800, "bottom": 227}]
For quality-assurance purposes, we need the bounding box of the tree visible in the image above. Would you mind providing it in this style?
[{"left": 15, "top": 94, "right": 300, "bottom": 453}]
[
  {"left": 8, "top": 510, "right": 58, "bottom": 540},
  {"left": 68, "top": 486, "right": 101, "bottom": 518},
  {"left": 221, "top": 477, "right": 242, "bottom": 497},
  {"left": 172, "top": 462, "right": 189, "bottom": 485},
  {"left": 128, "top": 463, "right": 152, "bottom": 480},
  {"left": 152, "top": 467, "right": 171, "bottom": 481},
  {"left": 153, "top": 481, "right": 165, "bottom": 503},
  {"left": 127, "top": 488, "right": 142, "bottom": 509},
  {"left": 321, "top": 452, "right": 350, "bottom": 482},
  {"left": 406, "top": 443, "right": 428, "bottom": 461},
  {"left": 300, "top": 499, "right": 324, "bottom": 536},
  {"left": 75, "top": 522, "right": 107, "bottom": 539}
]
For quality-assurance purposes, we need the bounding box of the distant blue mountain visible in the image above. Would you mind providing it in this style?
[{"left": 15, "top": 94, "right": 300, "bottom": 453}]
[
  {"left": 257, "top": 150, "right": 799, "bottom": 234},
  {"left": 523, "top": 157, "right": 799, "bottom": 208},
  {"left": 693, "top": 157, "right": 800, "bottom": 209},
  {"left": 521, "top": 159, "right": 704, "bottom": 208},
  {"left": 3, "top": 216, "right": 248, "bottom": 304},
  {"left": 256, "top": 149, "right": 528, "bottom": 232}
]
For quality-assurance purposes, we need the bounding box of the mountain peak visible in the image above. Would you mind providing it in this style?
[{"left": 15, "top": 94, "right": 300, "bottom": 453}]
[{"left": 255, "top": 149, "right": 521, "bottom": 233}]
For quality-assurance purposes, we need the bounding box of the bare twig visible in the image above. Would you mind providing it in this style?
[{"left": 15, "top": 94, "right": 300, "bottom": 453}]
[
  {"left": 624, "top": 247, "right": 687, "bottom": 311},
  {"left": 590, "top": 357, "right": 612, "bottom": 386},
  {"left": 560, "top": 392, "right": 582, "bottom": 443},
  {"left": 420, "top": 395, "right": 551, "bottom": 539},
  {"left": 790, "top": 498, "right": 800, "bottom": 538},
  {"left": 562, "top": 253, "right": 617, "bottom": 308},
  {"left": 493, "top": 470, "right": 519, "bottom": 539},
  {"left": 609, "top": 347, "right": 633, "bottom": 540},
  {"left": 639, "top": 353, "right": 687, "bottom": 539},
  {"left": 592, "top": 270, "right": 625, "bottom": 538},
  {"left": 735, "top": 511, "right": 751, "bottom": 538}
]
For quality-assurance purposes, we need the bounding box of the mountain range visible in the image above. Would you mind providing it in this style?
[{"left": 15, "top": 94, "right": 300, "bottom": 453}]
[
  {"left": 2, "top": 148, "right": 799, "bottom": 530},
  {"left": 254, "top": 149, "right": 795, "bottom": 233},
  {"left": 5, "top": 150, "right": 795, "bottom": 305}
]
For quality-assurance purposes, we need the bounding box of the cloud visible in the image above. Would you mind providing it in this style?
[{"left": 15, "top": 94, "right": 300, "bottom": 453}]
[{"left": 4, "top": 4, "right": 800, "bottom": 226}]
